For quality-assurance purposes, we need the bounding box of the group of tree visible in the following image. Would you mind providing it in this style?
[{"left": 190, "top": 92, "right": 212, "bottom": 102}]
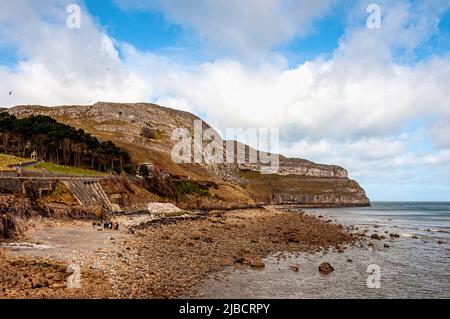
[{"left": 0, "top": 112, "right": 130, "bottom": 173}]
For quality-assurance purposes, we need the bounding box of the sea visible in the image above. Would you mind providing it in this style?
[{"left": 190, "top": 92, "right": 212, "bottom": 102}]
[{"left": 193, "top": 202, "right": 450, "bottom": 299}]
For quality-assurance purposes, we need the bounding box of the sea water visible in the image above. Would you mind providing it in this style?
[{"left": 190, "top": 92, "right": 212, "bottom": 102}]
[{"left": 193, "top": 202, "right": 450, "bottom": 299}]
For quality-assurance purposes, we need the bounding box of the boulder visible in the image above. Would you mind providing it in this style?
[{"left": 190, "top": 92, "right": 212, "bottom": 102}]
[
  {"left": 371, "top": 234, "right": 381, "bottom": 240},
  {"left": 289, "top": 265, "right": 300, "bottom": 272},
  {"left": 250, "top": 257, "right": 265, "bottom": 268},
  {"left": 319, "top": 262, "right": 334, "bottom": 274},
  {"left": 31, "top": 275, "right": 49, "bottom": 289}
]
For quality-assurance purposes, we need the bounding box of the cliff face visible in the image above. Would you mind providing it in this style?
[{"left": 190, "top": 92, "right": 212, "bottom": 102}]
[{"left": 7, "top": 102, "right": 370, "bottom": 208}]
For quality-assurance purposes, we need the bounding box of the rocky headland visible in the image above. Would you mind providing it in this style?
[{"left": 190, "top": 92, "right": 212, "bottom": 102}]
[{"left": 6, "top": 102, "right": 370, "bottom": 210}]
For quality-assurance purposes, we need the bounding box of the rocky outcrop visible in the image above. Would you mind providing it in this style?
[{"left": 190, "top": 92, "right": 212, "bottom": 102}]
[{"left": 7, "top": 103, "right": 370, "bottom": 207}]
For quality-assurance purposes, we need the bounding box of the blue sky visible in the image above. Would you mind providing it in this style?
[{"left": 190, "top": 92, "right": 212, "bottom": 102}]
[{"left": 0, "top": 0, "right": 450, "bottom": 201}]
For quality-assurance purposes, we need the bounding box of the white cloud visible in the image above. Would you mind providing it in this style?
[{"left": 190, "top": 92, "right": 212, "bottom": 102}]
[
  {"left": 0, "top": 0, "right": 149, "bottom": 106},
  {"left": 1, "top": 0, "right": 450, "bottom": 200},
  {"left": 114, "top": 0, "right": 335, "bottom": 58},
  {"left": 432, "top": 121, "right": 450, "bottom": 149}
]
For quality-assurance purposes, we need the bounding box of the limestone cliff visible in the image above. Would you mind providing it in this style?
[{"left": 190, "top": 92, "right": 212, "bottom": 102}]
[{"left": 7, "top": 102, "right": 370, "bottom": 208}]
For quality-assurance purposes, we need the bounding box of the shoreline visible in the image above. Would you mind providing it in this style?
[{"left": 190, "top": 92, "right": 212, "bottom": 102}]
[
  {"left": 191, "top": 204, "right": 449, "bottom": 299},
  {"left": 0, "top": 207, "right": 366, "bottom": 299}
]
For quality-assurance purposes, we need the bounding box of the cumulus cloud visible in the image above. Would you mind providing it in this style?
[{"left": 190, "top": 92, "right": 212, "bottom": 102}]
[
  {"left": 0, "top": 0, "right": 149, "bottom": 106},
  {"left": 114, "top": 0, "right": 335, "bottom": 58},
  {"left": 0, "top": 0, "right": 449, "bottom": 199},
  {"left": 431, "top": 121, "right": 450, "bottom": 149}
]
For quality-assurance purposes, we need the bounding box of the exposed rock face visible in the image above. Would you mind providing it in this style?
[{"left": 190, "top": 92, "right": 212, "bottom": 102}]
[{"left": 7, "top": 102, "right": 370, "bottom": 207}]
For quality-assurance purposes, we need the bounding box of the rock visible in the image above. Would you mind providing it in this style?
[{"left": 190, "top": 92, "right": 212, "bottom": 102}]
[
  {"left": 383, "top": 243, "right": 390, "bottom": 248},
  {"left": 368, "top": 242, "right": 374, "bottom": 247},
  {"left": 147, "top": 202, "right": 183, "bottom": 215},
  {"left": 235, "top": 251, "right": 251, "bottom": 265},
  {"left": 31, "top": 276, "right": 49, "bottom": 289},
  {"left": 289, "top": 265, "right": 300, "bottom": 272},
  {"left": 250, "top": 257, "right": 265, "bottom": 268},
  {"left": 437, "top": 240, "right": 445, "bottom": 244},
  {"left": 346, "top": 259, "right": 353, "bottom": 263},
  {"left": 319, "top": 262, "right": 334, "bottom": 274},
  {"left": 389, "top": 233, "right": 400, "bottom": 238},
  {"left": 50, "top": 283, "right": 66, "bottom": 289},
  {"left": 412, "top": 235, "right": 418, "bottom": 239},
  {"left": 371, "top": 234, "right": 381, "bottom": 240}
]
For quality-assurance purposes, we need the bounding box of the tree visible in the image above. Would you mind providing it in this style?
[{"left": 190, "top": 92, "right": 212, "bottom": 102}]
[
  {"left": 137, "top": 165, "right": 150, "bottom": 178},
  {"left": 0, "top": 112, "right": 130, "bottom": 173}
]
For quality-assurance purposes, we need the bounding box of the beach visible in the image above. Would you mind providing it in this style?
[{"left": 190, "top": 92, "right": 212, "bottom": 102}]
[
  {"left": 194, "top": 203, "right": 450, "bottom": 299},
  {"left": 1, "top": 207, "right": 364, "bottom": 298},
  {"left": 3, "top": 203, "right": 447, "bottom": 299}
]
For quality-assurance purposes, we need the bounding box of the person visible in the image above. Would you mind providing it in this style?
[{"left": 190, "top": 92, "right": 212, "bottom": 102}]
[
  {"left": 114, "top": 222, "right": 119, "bottom": 231},
  {"left": 92, "top": 221, "right": 96, "bottom": 228}
]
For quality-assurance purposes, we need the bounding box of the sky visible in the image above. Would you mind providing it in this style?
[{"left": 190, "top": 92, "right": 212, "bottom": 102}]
[{"left": 0, "top": 0, "right": 449, "bottom": 201}]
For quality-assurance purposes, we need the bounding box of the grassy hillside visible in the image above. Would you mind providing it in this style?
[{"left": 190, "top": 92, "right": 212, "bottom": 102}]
[
  {"left": 0, "top": 153, "right": 30, "bottom": 171},
  {"left": 25, "top": 162, "right": 107, "bottom": 177}
]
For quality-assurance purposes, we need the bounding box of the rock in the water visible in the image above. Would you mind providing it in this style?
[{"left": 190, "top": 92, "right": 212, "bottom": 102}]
[
  {"left": 371, "top": 234, "right": 381, "bottom": 240},
  {"left": 383, "top": 243, "right": 390, "bottom": 248},
  {"left": 289, "top": 265, "right": 300, "bottom": 272},
  {"left": 389, "top": 233, "right": 400, "bottom": 238},
  {"left": 319, "top": 262, "right": 334, "bottom": 274}
]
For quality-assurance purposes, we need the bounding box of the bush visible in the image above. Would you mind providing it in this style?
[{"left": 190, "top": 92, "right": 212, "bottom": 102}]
[
  {"left": 123, "top": 164, "right": 136, "bottom": 176},
  {"left": 140, "top": 127, "right": 161, "bottom": 140},
  {"left": 174, "top": 181, "right": 209, "bottom": 197}
]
